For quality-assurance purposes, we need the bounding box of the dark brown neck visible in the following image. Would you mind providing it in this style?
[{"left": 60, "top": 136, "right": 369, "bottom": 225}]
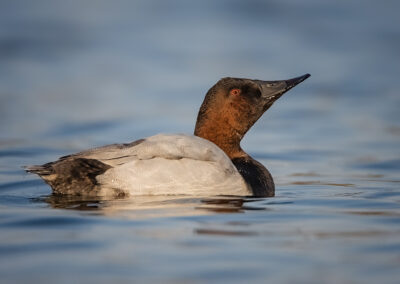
[
  {"left": 194, "top": 117, "right": 247, "bottom": 159},
  {"left": 231, "top": 155, "right": 275, "bottom": 197}
]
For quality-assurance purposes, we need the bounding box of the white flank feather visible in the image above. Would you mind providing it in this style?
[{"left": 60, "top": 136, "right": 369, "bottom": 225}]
[{"left": 76, "top": 134, "right": 250, "bottom": 196}]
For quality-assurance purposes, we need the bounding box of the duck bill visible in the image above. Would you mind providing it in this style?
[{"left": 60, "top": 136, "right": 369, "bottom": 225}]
[{"left": 259, "top": 73, "right": 310, "bottom": 103}]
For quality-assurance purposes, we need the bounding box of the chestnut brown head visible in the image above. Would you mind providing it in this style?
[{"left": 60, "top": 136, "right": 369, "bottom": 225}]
[{"left": 194, "top": 74, "right": 310, "bottom": 158}]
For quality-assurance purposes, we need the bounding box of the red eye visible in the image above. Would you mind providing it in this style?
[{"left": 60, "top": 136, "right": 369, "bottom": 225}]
[{"left": 230, "top": 88, "right": 241, "bottom": 96}]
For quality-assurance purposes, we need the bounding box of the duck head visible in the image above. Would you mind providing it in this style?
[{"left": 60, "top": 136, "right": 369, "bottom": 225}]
[{"left": 194, "top": 74, "right": 310, "bottom": 159}]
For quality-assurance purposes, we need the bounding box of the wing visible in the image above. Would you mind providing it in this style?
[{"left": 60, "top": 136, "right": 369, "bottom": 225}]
[
  {"left": 26, "top": 134, "right": 250, "bottom": 196},
  {"left": 79, "top": 133, "right": 237, "bottom": 169},
  {"left": 95, "top": 134, "right": 250, "bottom": 196}
]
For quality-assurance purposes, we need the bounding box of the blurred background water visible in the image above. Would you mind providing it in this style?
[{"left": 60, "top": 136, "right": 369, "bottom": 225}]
[{"left": 0, "top": 0, "right": 400, "bottom": 283}]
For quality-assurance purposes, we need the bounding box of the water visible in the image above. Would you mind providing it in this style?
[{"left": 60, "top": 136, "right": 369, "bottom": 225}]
[{"left": 1, "top": 0, "right": 400, "bottom": 283}]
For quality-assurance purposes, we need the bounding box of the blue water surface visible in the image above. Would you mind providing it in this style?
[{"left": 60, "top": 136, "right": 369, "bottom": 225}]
[{"left": 0, "top": 0, "right": 399, "bottom": 283}]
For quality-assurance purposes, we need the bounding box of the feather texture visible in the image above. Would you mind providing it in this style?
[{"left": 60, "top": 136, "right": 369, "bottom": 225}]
[{"left": 27, "top": 134, "right": 250, "bottom": 196}]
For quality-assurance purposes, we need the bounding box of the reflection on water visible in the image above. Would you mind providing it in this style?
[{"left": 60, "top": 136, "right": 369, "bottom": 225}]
[
  {"left": 195, "top": 228, "right": 258, "bottom": 237},
  {"left": 40, "top": 195, "right": 265, "bottom": 217},
  {"left": 288, "top": 181, "right": 355, "bottom": 187},
  {"left": 1, "top": 0, "right": 400, "bottom": 283}
]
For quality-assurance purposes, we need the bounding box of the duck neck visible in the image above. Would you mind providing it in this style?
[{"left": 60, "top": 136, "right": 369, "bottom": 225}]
[
  {"left": 195, "top": 120, "right": 275, "bottom": 197},
  {"left": 194, "top": 86, "right": 253, "bottom": 159},
  {"left": 194, "top": 120, "right": 247, "bottom": 159}
]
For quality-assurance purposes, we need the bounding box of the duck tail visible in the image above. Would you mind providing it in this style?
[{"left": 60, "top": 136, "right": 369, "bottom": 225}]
[{"left": 23, "top": 163, "right": 53, "bottom": 176}]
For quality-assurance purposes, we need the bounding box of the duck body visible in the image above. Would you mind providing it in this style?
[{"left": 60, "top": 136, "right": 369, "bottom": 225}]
[
  {"left": 27, "top": 134, "right": 250, "bottom": 197},
  {"left": 27, "top": 74, "right": 310, "bottom": 197}
]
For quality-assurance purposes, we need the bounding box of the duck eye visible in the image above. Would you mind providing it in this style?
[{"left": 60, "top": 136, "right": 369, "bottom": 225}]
[{"left": 230, "top": 88, "right": 241, "bottom": 96}]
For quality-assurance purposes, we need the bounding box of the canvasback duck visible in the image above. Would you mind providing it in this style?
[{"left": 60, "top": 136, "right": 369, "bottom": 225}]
[{"left": 26, "top": 74, "right": 310, "bottom": 197}]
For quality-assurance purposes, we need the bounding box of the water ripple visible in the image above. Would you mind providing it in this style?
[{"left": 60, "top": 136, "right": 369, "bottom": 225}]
[
  {"left": 0, "top": 179, "right": 44, "bottom": 191},
  {"left": 0, "top": 216, "right": 99, "bottom": 228}
]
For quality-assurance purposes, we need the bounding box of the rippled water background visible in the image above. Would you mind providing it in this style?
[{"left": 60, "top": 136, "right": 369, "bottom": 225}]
[{"left": 1, "top": 0, "right": 400, "bottom": 283}]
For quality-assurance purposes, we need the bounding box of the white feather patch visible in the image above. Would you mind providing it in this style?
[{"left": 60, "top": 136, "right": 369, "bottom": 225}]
[{"left": 78, "top": 134, "right": 250, "bottom": 196}]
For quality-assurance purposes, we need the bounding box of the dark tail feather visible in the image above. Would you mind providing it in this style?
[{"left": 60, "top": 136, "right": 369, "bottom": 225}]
[
  {"left": 24, "top": 158, "right": 112, "bottom": 194},
  {"left": 23, "top": 163, "right": 53, "bottom": 176}
]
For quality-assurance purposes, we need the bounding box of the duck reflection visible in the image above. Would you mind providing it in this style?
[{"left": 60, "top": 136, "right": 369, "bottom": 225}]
[{"left": 38, "top": 194, "right": 267, "bottom": 218}]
